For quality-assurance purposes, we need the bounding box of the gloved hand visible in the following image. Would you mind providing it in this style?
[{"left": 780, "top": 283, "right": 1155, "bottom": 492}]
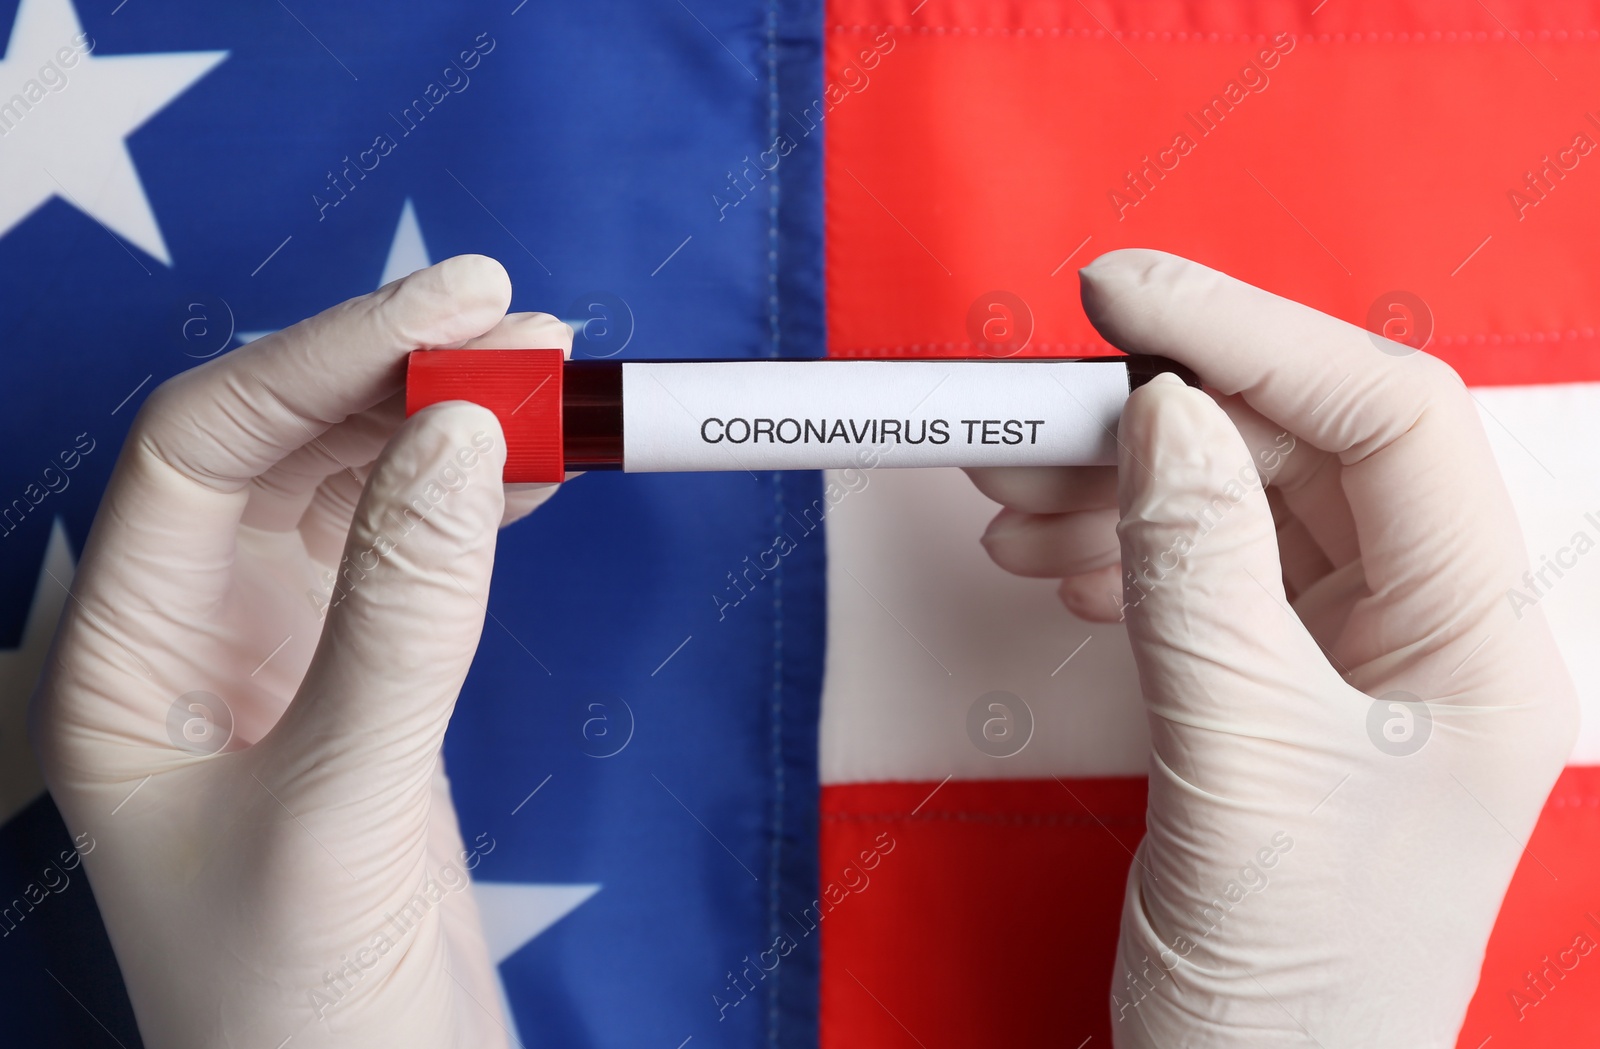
[
  {"left": 30, "top": 255, "right": 570, "bottom": 1049},
  {"left": 970, "top": 250, "right": 1578, "bottom": 1045}
]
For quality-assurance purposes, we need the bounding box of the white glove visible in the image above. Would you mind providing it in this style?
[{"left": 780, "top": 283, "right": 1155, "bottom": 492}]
[
  {"left": 970, "top": 250, "right": 1578, "bottom": 1045},
  {"left": 31, "top": 255, "right": 570, "bottom": 1049}
]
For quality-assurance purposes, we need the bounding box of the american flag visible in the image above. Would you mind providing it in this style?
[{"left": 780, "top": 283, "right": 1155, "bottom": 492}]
[{"left": 1, "top": 0, "right": 1598, "bottom": 1045}]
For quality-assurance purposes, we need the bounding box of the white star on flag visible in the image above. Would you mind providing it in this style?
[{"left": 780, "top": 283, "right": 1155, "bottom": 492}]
[
  {"left": 475, "top": 881, "right": 601, "bottom": 1043},
  {"left": 0, "top": 0, "right": 226, "bottom": 264}
]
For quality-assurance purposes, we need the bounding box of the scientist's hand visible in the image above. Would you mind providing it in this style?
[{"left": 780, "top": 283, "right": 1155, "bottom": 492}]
[
  {"left": 30, "top": 255, "right": 568, "bottom": 1049},
  {"left": 970, "top": 250, "right": 1577, "bottom": 1045}
]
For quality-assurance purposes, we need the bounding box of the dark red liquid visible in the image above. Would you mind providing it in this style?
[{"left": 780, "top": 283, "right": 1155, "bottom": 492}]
[{"left": 563, "top": 361, "right": 623, "bottom": 469}]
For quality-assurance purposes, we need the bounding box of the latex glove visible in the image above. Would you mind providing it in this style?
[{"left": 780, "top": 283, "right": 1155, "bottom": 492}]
[
  {"left": 970, "top": 250, "right": 1577, "bottom": 1045},
  {"left": 31, "top": 255, "right": 571, "bottom": 1049}
]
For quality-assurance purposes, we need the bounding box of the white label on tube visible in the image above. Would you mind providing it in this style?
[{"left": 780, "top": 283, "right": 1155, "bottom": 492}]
[{"left": 620, "top": 360, "right": 1128, "bottom": 472}]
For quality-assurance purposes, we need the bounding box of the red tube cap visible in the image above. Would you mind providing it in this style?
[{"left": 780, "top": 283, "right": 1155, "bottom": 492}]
[{"left": 405, "top": 349, "right": 565, "bottom": 482}]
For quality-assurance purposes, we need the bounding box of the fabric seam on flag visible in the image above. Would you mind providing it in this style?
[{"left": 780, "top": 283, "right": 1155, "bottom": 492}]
[
  {"left": 831, "top": 332, "right": 1600, "bottom": 350},
  {"left": 765, "top": 4, "right": 784, "bottom": 1048},
  {"left": 826, "top": 26, "right": 1600, "bottom": 41},
  {"left": 768, "top": 472, "right": 787, "bottom": 1049},
  {"left": 822, "top": 811, "right": 1146, "bottom": 826}
]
